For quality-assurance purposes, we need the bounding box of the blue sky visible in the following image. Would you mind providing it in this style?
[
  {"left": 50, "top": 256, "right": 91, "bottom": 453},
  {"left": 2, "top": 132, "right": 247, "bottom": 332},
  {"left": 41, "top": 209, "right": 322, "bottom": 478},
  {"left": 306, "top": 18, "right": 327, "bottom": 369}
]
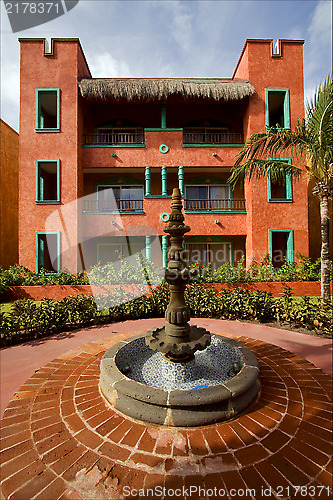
[{"left": 1, "top": 0, "right": 332, "bottom": 132}]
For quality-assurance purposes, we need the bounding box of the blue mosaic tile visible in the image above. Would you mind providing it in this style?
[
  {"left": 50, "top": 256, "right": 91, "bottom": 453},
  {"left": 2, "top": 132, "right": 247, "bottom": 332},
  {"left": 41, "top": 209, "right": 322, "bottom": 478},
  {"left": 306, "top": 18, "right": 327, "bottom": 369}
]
[{"left": 115, "top": 335, "right": 244, "bottom": 390}]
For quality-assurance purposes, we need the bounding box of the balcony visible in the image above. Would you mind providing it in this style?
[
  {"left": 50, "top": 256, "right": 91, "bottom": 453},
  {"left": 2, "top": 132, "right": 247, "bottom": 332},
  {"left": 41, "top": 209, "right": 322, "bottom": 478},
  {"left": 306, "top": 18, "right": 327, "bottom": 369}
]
[
  {"left": 183, "top": 128, "right": 244, "bottom": 145},
  {"left": 184, "top": 199, "right": 246, "bottom": 212},
  {"left": 83, "top": 129, "right": 144, "bottom": 146},
  {"left": 82, "top": 199, "right": 144, "bottom": 213},
  {"left": 80, "top": 197, "right": 247, "bottom": 238}
]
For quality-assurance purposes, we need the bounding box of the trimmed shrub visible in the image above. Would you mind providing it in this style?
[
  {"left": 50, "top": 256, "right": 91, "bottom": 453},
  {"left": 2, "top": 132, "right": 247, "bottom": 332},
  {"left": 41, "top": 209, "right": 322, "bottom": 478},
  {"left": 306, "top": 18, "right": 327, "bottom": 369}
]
[
  {"left": 1, "top": 253, "right": 330, "bottom": 302},
  {"left": 1, "top": 285, "right": 331, "bottom": 346}
]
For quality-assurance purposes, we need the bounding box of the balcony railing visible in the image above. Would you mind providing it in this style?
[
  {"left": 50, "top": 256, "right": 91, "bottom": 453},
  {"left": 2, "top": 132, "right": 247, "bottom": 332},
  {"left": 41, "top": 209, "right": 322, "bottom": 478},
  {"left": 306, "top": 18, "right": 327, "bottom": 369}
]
[
  {"left": 184, "top": 199, "right": 246, "bottom": 211},
  {"left": 82, "top": 199, "right": 144, "bottom": 213},
  {"left": 183, "top": 130, "right": 244, "bottom": 145},
  {"left": 83, "top": 129, "right": 144, "bottom": 146}
]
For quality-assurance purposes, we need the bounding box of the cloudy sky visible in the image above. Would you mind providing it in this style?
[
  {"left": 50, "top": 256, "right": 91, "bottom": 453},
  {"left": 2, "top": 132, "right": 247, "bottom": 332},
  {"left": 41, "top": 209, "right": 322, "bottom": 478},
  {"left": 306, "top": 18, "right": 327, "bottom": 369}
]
[{"left": 1, "top": 0, "right": 332, "bottom": 132}]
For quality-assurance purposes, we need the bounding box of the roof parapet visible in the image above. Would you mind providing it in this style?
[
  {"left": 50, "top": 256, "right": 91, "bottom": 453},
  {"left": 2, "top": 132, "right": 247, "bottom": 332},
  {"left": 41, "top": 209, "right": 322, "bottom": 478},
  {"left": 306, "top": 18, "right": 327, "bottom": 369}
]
[{"left": 233, "top": 38, "right": 305, "bottom": 79}]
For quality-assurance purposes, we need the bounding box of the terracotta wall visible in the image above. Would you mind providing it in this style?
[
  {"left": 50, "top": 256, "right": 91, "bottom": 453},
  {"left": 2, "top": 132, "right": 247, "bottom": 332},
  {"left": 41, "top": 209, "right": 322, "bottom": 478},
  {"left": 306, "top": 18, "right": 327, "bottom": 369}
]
[
  {"left": 234, "top": 39, "right": 309, "bottom": 265},
  {"left": 18, "top": 39, "right": 90, "bottom": 273},
  {"left": 18, "top": 38, "right": 311, "bottom": 274},
  {"left": 5, "top": 281, "right": 329, "bottom": 301},
  {"left": 0, "top": 120, "right": 19, "bottom": 268},
  {"left": 82, "top": 131, "right": 242, "bottom": 169}
]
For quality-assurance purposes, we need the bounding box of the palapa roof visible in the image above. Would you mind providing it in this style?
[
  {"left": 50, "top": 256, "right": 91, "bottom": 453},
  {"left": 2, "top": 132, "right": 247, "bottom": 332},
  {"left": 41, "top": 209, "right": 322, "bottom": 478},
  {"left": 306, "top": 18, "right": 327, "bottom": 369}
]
[{"left": 78, "top": 78, "right": 255, "bottom": 102}]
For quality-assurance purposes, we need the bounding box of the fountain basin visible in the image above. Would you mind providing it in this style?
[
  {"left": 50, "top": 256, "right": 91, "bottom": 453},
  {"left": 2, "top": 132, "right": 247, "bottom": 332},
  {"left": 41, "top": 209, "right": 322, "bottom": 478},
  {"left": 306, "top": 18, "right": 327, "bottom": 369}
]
[{"left": 99, "top": 333, "right": 261, "bottom": 426}]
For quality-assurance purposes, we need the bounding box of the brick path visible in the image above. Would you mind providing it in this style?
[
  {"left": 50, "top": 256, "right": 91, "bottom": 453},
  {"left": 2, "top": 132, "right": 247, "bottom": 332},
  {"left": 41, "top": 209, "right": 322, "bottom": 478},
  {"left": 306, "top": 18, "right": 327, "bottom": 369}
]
[{"left": 1, "top": 331, "right": 332, "bottom": 500}]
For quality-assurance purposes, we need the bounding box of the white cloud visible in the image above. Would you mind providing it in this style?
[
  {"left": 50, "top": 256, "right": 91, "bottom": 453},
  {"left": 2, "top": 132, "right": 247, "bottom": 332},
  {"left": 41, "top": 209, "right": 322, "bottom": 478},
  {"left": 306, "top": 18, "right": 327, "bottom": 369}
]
[
  {"left": 88, "top": 52, "right": 132, "bottom": 78},
  {"left": 308, "top": 0, "right": 332, "bottom": 48},
  {"left": 0, "top": 29, "right": 20, "bottom": 131},
  {"left": 167, "top": 0, "right": 194, "bottom": 53},
  {"left": 306, "top": 0, "right": 332, "bottom": 80}
]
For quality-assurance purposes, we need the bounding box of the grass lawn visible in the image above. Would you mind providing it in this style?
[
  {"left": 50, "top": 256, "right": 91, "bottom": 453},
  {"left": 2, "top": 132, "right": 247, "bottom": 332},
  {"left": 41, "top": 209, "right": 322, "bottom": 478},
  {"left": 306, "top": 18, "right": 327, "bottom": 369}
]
[{"left": 0, "top": 302, "right": 15, "bottom": 313}]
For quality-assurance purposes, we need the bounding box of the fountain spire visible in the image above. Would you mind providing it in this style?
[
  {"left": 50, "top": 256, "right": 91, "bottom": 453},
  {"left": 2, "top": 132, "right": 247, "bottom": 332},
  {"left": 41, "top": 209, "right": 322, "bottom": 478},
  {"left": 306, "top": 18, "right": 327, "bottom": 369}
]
[{"left": 146, "top": 187, "right": 211, "bottom": 362}]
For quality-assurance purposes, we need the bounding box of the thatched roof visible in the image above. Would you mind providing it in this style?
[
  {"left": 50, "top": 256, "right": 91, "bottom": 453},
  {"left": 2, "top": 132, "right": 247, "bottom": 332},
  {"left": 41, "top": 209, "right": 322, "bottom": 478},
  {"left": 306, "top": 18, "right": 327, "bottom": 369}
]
[{"left": 79, "top": 78, "right": 255, "bottom": 102}]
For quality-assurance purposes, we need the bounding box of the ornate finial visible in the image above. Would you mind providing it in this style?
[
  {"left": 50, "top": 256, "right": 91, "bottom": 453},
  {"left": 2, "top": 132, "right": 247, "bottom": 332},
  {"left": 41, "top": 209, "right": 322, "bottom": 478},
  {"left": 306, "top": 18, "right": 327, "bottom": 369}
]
[{"left": 145, "top": 187, "right": 211, "bottom": 362}]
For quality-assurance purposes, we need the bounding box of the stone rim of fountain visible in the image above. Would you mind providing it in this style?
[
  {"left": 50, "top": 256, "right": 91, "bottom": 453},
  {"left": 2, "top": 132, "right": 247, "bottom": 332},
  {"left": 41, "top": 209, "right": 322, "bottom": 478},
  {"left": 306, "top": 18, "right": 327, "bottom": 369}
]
[{"left": 99, "top": 333, "right": 261, "bottom": 427}]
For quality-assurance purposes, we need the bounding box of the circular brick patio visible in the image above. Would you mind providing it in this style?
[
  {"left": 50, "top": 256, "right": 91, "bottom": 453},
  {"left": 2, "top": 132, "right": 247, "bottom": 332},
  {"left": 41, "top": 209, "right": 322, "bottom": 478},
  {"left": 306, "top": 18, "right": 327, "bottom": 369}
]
[{"left": 1, "top": 332, "right": 332, "bottom": 500}]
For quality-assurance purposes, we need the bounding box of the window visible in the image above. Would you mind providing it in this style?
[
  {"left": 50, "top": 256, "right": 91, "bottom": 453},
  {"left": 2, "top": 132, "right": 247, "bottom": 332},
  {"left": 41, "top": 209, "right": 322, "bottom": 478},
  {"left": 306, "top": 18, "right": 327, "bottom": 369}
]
[
  {"left": 35, "top": 160, "right": 60, "bottom": 203},
  {"left": 186, "top": 242, "right": 232, "bottom": 270},
  {"left": 96, "top": 185, "right": 144, "bottom": 212},
  {"left": 35, "top": 232, "right": 60, "bottom": 273},
  {"left": 35, "top": 89, "right": 60, "bottom": 131},
  {"left": 97, "top": 239, "right": 146, "bottom": 266},
  {"left": 185, "top": 184, "right": 232, "bottom": 210},
  {"left": 267, "top": 159, "right": 292, "bottom": 202},
  {"left": 265, "top": 89, "right": 290, "bottom": 128},
  {"left": 269, "top": 229, "right": 294, "bottom": 268}
]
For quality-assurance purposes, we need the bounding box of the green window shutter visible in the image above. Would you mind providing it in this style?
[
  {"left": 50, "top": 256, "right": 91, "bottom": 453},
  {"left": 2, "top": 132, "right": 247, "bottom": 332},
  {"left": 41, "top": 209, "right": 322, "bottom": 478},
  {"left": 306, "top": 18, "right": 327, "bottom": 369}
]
[
  {"left": 38, "top": 236, "right": 44, "bottom": 272},
  {"left": 286, "top": 230, "right": 294, "bottom": 263},
  {"left": 283, "top": 89, "right": 290, "bottom": 129}
]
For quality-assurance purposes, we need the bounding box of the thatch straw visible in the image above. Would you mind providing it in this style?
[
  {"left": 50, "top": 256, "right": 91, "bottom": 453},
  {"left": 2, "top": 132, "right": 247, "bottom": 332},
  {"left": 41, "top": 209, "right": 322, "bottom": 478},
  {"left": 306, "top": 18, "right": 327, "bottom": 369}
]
[{"left": 79, "top": 78, "right": 255, "bottom": 101}]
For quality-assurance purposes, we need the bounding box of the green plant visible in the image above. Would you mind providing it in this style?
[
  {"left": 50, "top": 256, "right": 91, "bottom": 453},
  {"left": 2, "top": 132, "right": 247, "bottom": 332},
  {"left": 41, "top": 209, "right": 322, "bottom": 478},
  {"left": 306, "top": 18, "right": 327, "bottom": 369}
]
[{"left": 1, "top": 285, "right": 332, "bottom": 347}]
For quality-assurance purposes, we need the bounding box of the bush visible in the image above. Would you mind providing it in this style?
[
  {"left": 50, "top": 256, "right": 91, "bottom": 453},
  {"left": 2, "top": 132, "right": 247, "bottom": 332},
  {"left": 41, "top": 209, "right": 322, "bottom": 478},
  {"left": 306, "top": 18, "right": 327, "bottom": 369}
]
[
  {"left": 1, "top": 253, "right": 329, "bottom": 301},
  {"left": 0, "top": 264, "right": 89, "bottom": 289},
  {"left": 88, "top": 253, "right": 163, "bottom": 287},
  {"left": 0, "top": 294, "right": 98, "bottom": 344},
  {"left": 190, "top": 253, "right": 327, "bottom": 284},
  {"left": 1, "top": 285, "right": 331, "bottom": 346}
]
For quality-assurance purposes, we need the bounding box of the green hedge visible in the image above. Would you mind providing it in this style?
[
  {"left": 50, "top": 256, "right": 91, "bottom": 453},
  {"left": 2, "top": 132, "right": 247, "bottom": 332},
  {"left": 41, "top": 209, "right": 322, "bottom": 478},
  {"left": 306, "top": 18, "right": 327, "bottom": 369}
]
[
  {"left": 190, "top": 254, "right": 329, "bottom": 283},
  {"left": 1, "top": 285, "right": 331, "bottom": 346},
  {"left": 1, "top": 253, "right": 330, "bottom": 296}
]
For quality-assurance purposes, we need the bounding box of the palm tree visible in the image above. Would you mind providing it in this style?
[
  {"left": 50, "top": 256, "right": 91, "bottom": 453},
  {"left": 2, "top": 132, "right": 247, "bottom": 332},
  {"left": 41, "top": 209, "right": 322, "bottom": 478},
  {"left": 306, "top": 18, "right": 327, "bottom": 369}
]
[{"left": 229, "top": 74, "right": 332, "bottom": 301}]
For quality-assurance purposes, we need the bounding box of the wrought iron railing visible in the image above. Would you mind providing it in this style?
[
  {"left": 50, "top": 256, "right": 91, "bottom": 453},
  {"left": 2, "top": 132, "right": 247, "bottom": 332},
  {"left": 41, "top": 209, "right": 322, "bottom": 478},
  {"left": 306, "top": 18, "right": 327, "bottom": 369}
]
[
  {"left": 184, "top": 199, "right": 246, "bottom": 211},
  {"left": 82, "top": 199, "right": 144, "bottom": 212},
  {"left": 183, "top": 131, "right": 244, "bottom": 145},
  {"left": 83, "top": 130, "right": 144, "bottom": 146}
]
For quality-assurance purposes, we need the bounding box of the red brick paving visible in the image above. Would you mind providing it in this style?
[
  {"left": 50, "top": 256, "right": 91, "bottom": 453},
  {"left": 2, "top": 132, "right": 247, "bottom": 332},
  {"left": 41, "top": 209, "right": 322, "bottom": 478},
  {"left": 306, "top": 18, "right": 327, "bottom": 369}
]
[{"left": 1, "top": 332, "right": 332, "bottom": 500}]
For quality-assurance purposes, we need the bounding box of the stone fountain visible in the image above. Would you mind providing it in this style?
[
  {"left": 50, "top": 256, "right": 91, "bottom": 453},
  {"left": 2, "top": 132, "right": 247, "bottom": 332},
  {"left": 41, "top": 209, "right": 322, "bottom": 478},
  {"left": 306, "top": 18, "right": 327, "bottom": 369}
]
[{"left": 100, "top": 188, "right": 260, "bottom": 426}]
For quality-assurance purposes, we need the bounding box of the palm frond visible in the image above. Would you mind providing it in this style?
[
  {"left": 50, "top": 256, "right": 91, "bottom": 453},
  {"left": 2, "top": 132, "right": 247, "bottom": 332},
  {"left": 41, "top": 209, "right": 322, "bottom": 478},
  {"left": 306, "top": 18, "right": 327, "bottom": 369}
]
[
  {"left": 229, "top": 158, "right": 301, "bottom": 187},
  {"left": 229, "top": 126, "right": 309, "bottom": 187},
  {"left": 235, "top": 125, "right": 310, "bottom": 164},
  {"left": 306, "top": 73, "right": 333, "bottom": 165}
]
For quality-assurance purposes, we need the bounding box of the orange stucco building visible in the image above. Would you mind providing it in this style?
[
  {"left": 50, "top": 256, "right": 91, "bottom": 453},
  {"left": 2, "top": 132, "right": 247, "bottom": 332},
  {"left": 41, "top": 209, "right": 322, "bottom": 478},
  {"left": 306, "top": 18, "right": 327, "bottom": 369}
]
[
  {"left": 0, "top": 119, "right": 19, "bottom": 269},
  {"left": 18, "top": 38, "right": 312, "bottom": 274}
]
